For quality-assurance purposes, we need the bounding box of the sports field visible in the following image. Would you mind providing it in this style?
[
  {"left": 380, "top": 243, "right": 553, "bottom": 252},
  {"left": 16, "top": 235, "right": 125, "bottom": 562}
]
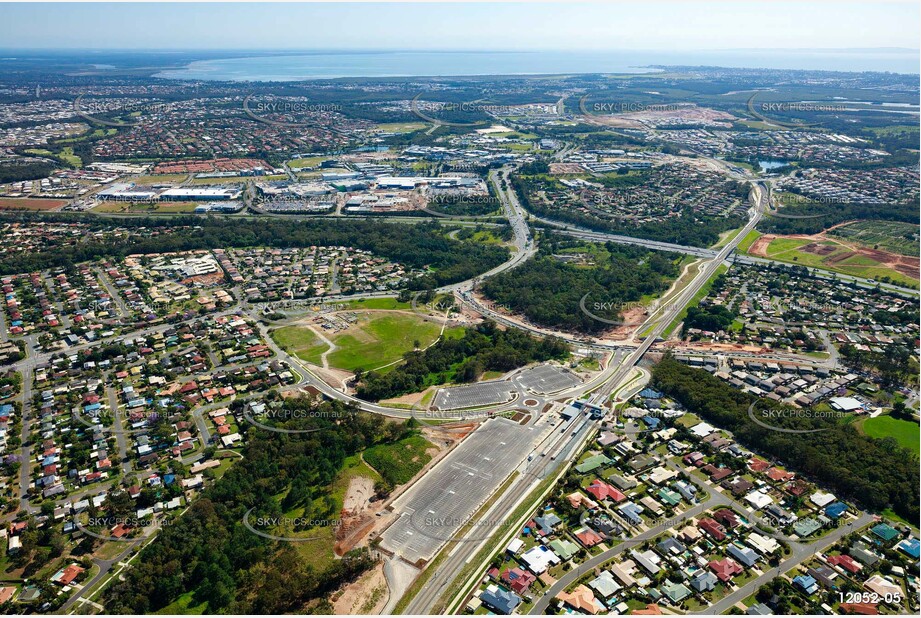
[
  {"left": 860, "top": 415, "right": 920, "bottom": 456},
  {"left": 273, "top": 311, "right": 452, "bottom": 372}
]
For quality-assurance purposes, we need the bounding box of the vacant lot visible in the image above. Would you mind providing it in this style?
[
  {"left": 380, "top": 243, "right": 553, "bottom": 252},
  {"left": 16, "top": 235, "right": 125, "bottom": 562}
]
[
  {"left": 0, "top": 197, "right": 67, "bottom": 211},
  {"left": 272, "top": 325, "right": 329, "bottom": 365},
  {"left": 751, "top": 233, "right": 919, "bottom": 286},
  {"left": 860, "top": 415, "right": 920, "bottom": 456},
  {"left": 363, "top": 434, "right": 434, "bottom": 486},
  {"left": 132, "top": 173, "right": 187, "bottom": 184},
  {"left": 273, "top": 311, "right": 452, "bottom": 373},
  {"left": 374, "top": 122, "right": 427, "bottom": 133},
  {"left": 92, "top": 201, "right": 198, "bottom": 214},
  {"left": 829, "top": 220, "right": 919, "bottom": 257}
]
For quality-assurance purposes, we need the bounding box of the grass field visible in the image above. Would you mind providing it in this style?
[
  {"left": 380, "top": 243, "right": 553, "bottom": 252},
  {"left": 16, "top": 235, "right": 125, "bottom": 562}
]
[
  {"left": 132, "top": 174, "right": 188, "bottom": 184},
  {"left": 829, "top": 220, "right": 919, "bottom": 257},
  {"left": 327, "top": 313, "right": 443, "bottom": 372},
  {"left": 866, "top": 125, "right": 919, "bottom": 137},
  {"left": 274, "top": 311, "right": 450, "bottom": 372},
  {"left": 26, "top": 147, "right": 82, "bottom": 167},
  {"left": 272, "top": 325, "right": 329, "bottom": 365},
  {"left": 0, "top": 197, "right": 67, "bottom": 211},
  {"left": 375, "top": 122, "right": 428, "bottom": 133},
  {"left": 58, "top": 147, "right": 82, "bottom": 167},
  {"left": 737, "top": 229, "right": 762, "bottom": 253},
  {"left": 363, "top": 434, "right": 433, "bottom": 486},
  {"left": 860, "top": 415, "right": 920, "bottom": 456},
  {"left": 341, "top": 298, "right": 411, "bottom": 311},
  {"left": 287, "top": 156, "right": 329, "bottom": 168},
  {"left": 710, "top": 227, "right": 743, "bottom": 249},
  {"left": 188, "top": 177, "right": 246, "bottom": 185},
  {"left": 156, "top": 592, "right": 208, "bottom": 615}
]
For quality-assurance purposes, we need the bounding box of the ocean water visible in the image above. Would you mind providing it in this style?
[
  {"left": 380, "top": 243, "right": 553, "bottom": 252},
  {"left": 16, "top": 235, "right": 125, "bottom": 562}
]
[{"left": 155, "top": 49, "right": 920, "bottom": 82}]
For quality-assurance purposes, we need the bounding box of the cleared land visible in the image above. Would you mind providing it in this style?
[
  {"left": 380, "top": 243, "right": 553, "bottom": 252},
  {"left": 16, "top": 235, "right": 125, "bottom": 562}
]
[
  {"left": 92, "top": 201, "right": 199, "bottom": 214},
  {"left": 329, "top": 313, "right": 443, "bottom": 372},
  {"left": 363, "top": 434, "right": 434, "bottom": 486},
  {"left": 829, "top": 220, "right": 919, "bottom": 257},
  {"left": 0, "top": 197, "right": 67, "bottom": 211},
  {"left": 131, "top": 173, "right": 188, "bottom": 184},
  {"left": 749, "top": 232, "right": 919, "bottom": 286},
  {"left": 375, "top": 122, "right": 428, "bottom": 133},
  {"left": 272, "top": 325, "right": 329, "bottom": 365}
]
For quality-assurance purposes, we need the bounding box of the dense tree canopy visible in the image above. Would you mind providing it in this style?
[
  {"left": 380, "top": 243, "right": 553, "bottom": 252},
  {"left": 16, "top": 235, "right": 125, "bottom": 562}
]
[
  {"left": 481, "top": 237, "right": 681, "bottom": 334},
  {"left": 103, "top": 396, "right": 409, "bottom": 613}
]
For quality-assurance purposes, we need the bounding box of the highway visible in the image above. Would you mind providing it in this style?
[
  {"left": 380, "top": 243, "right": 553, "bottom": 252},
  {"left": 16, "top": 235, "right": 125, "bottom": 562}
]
[
  {"left": 403, "top": 399, "right": 597, "bottom": 614},
  {"left": 399, "top": 178, "right": 766, "bottom": 614}
]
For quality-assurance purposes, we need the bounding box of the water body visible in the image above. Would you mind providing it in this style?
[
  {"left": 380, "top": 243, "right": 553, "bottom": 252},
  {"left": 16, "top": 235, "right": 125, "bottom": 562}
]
[
  {"left": 758, "top": 160, "right": 790, "bottom": 172},
  {"left": 156, "top": 49, "right": 920, "bottom": 82}
]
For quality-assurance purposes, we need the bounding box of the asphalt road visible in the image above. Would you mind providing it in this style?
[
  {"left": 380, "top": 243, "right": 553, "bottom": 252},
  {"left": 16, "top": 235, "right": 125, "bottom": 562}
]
[{"left": 700, "top": 512, "right": 876, "bottom": 615}]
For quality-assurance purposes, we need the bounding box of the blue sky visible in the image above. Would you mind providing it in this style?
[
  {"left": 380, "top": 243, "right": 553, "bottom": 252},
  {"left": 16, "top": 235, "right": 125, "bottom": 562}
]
[{"left": 2, "top": 2, "right": 918, "bottom": 51}]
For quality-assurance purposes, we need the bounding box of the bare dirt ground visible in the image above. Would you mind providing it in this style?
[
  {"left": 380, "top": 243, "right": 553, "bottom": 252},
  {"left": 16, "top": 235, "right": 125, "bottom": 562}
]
[
  {"left": 379, "top": 388, "right": 433, "bottom": 407},
  {"left": 749, "top": 233, "right": 775, "bottom": 257},
  {"left": 550, "top": 162, "right": 586, "bottom": 174},
  {"left": 588, "top": 106, "right": 736, "bottom": 129},
  {"left": 662, "top": 341, "right": 774, "bottom": 354},
  {"left": 331, "top": 562, "right": 388, "bottom": 614},
  {"left": 312, "top": 365, "right": 353, "bottom": 390},
  {"left": 343, "top": 476, "right": 375, "bottom": 514}
]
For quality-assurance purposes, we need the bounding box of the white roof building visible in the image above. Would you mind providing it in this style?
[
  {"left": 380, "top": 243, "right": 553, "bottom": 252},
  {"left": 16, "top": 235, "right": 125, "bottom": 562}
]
[
  {"left": 745, "top": 490, "right": 774, "bottom": 510},
  {"left": 811, "top": 491, "right": 836, "bottom": 507},
  {"left": 520, "top": 546, "right": 560, "bottom": 574}
]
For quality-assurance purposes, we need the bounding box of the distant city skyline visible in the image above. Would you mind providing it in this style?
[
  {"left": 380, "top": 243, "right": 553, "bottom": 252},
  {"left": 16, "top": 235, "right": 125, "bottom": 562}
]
[{"left": 1, "top": 2, "right": 919, "bottom": 51}]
